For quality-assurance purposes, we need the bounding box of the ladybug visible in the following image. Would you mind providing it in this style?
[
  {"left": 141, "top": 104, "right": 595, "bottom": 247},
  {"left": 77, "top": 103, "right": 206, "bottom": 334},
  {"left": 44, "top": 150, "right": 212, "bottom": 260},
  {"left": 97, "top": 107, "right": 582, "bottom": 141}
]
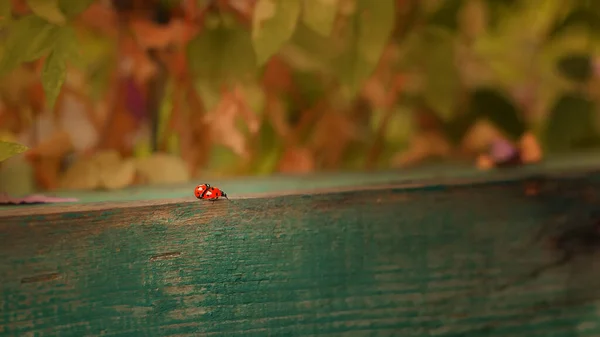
[{"left": 194, "top": 183, "right": 229, "bottom": 201}]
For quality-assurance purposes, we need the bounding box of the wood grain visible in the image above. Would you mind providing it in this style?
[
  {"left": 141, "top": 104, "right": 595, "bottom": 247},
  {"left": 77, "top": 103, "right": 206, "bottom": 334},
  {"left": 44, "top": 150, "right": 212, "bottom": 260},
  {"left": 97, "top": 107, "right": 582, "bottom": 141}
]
[
  {"left": 3, "top": 151, "right": 600, "bottom": 214},
  {"left": 2, "top": 173, "right": 600, "bottom": 336}
]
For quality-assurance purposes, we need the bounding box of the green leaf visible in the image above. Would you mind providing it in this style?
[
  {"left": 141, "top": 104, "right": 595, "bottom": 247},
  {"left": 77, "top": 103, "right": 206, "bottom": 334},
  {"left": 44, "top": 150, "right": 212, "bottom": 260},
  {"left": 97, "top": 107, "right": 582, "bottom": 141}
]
[
  {"left": 383, "top": 107, "right": 412, "bottom": 145},
  {"left": 206, "top": 145, "right": 241, "bottom": 175},
  {"left": 40, "top": 25, "right": 79, "bottom": 109},
  {"left": 0, "top": 141, "right": 28, "bottom": 162},
  {"left": 42, "top": 50, "right": 66, "bottom": 109},
  {"left": 486, "top": 0, "right": 518, "bottom": 30},
  {"left": 469, "top": 88, "right": 525, "bottom": 140},
  {"left": 57, "top": 0, "right": 94, "bottom": 19},
  {"left": 428, "top": 0, "right": 464, "bottom": 31},
  {"left": 545, "top": 92, "right": 599, "bottom": 152},
  {"left": 420, "top": 27, "right": 460, "bottom": 121},
  {"left": 0, "top": 15, "right": 60, "bottom": 75},
  {"left": 547, "top": 9, "right": 600, "bottom": 40},
  {"left": 556, "top": 53, "right": 592, "bottom": 83},
  {"left": 160, "top": 0, "right": 183, "bottom": 9},
  {"left": 251, "top": 0, "right": 301, "bottom": 66},
  {"left": 187, "top": 15, "right": 257, "bottom": 85},
  {"left": 54, "top": 25, "right": 81, "bottom": 63},
  {"left": 252, "top": 118, "right": 283, "bottom": 175},
  {"left": 333, "top": 0, "right": 395, "bottom": 96},
  {"left": 301, "top": 0, "right": 338, "bottom": 37},
  {"left": 284, "top": 22, "right": 337, "bottom": 72},
  {"left": 26, "top": 0, "right": 67, "bottom": 25},
  {"left": 292, "top": 70, "right": 327, "bottom": 107}
]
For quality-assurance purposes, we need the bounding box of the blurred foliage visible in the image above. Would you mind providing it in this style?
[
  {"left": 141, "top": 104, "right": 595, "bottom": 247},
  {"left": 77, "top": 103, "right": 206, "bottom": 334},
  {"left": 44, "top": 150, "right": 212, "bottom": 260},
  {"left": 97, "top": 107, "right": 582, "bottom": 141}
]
[
  {"left": 0, "top": 0, "right": 599, "bottom": 193},
  {"left": 0, "top": 140, "right": 28, "bottom": 162}
]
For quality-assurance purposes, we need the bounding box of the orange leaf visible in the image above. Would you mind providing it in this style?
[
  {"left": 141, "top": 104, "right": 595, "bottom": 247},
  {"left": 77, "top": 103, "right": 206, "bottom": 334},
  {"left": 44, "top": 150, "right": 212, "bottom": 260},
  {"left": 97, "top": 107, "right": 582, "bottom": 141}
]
[
  {"left": 205, "top": 88, "right": 248, "bottom": 158},
  {"left": 26, "top": 130, "right": 73, "bottom": 159},
  {"left": 278, "top": 147, "right": 315, "bottom": 174}
]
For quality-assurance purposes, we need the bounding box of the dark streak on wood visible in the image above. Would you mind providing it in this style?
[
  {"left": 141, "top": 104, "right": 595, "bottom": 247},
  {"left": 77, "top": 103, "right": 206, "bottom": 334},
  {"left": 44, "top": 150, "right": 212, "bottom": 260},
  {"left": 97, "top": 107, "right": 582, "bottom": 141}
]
[
  {"left": 150, "top": 252, "right": 182, "bottom": 261},
  {"left": 20, "top": 273, "right": 60, "bottom": 284}
]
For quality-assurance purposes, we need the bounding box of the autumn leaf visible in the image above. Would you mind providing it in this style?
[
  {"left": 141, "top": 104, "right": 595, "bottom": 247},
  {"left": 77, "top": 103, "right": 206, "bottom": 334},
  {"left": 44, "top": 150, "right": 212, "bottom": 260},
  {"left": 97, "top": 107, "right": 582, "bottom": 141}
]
[
  {"left": 278, "top": 147, "right": 315, "bottom": 173},
  {"left": 26, "top": 130, "right": 73, "bottom": 158},
  {"left": 204, "top": 88, "right": 250, "bottom": 158}
]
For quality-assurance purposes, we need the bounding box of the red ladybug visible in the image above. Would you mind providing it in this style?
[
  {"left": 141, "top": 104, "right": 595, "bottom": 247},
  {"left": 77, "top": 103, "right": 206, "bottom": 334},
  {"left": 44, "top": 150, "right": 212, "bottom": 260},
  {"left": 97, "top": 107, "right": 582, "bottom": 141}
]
[{"left": 194, "top": 183, "right": 229, "bottom": 201}]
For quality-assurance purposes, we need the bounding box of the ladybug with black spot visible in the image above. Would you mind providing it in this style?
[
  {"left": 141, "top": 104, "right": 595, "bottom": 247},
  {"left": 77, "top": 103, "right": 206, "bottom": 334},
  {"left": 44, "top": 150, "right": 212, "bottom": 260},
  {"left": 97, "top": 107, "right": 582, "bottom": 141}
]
[{"left": 194, "top": 183, "right": 229, "bottom": 201}]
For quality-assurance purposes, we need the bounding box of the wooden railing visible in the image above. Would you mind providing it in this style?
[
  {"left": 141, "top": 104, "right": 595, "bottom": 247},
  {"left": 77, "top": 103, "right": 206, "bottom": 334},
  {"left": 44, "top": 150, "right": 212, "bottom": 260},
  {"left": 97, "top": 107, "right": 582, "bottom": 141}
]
[{"left": 2, "top": 154, "right": 600, "bottom": 336}]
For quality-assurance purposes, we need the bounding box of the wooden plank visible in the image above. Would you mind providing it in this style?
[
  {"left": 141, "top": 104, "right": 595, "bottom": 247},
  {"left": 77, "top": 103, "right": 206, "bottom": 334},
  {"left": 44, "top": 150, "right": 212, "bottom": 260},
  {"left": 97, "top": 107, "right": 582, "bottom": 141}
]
[
  {"left": 2, "top": 151, "right": 600, "bottom": 218},
  {"left": 1, "top": 172, "right": 600, "bottom": 335}
]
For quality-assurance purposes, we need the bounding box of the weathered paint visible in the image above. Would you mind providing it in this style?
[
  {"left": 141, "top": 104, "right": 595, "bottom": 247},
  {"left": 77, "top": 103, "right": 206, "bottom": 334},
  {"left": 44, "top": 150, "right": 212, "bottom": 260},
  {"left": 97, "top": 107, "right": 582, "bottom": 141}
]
[
  {"left": 1, "top": 174, "right": 600, "bottom": 335},
  {"left": 2, "top": 151, "right": 600, "bottom": 208}
]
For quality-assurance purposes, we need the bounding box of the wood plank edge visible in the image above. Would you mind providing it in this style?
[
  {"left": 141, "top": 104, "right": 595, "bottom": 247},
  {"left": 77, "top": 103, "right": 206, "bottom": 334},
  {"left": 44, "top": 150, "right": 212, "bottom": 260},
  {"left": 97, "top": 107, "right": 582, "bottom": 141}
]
[{"left": 1, "top": 166, "right": 597, "bottom": 219}]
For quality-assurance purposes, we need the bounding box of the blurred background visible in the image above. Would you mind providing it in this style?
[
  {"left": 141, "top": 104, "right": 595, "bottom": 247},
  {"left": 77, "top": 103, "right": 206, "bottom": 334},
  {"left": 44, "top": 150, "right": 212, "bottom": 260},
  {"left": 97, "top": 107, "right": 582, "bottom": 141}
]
[{"left": 0, "top": 0, "right": 599, "bottom": 196}]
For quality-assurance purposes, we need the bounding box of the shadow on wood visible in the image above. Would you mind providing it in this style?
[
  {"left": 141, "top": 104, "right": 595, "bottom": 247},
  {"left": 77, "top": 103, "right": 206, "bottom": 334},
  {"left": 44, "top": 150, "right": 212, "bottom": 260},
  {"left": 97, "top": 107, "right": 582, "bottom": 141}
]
[{"left": 1, "top": 174, "right": 600, "bottom": 336}]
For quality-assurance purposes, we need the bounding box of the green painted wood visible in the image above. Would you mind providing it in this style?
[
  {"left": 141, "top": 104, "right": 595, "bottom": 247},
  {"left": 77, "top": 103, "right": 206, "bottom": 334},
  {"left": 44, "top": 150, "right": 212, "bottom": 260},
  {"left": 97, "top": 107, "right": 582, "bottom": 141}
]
[
  {"left": 4, "top": 152, "right": 600, "bottom": 206},
  {"left": 2, "top": 151, "right": 600, "bottom": 216},
  {"left": 1, "top": 170, "right": 600, "bottom": 335}
]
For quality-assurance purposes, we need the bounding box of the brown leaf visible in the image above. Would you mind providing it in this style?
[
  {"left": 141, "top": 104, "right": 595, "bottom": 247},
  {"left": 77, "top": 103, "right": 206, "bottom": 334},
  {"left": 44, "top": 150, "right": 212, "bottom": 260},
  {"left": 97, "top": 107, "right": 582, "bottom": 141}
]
[
  {"left": 265, "top": 92, "right": 290, "bottom": 139},
  {"left": 32, "top": 157, "right": 62, "bottom": 190},
  {"left": 0, "top": 104, "right": 22, "bottom": 134},
  {"left": 476, "top": 154, "right": 495, "bottom": 170},
  {"left": 0, "top": 66, "right": 38, "bottom": 107},
  {"left": 204, "top": 86, "right": 258, "bottom": 158},
  {"left": 229, "top": 0, "right": 258, "bottom": 16},
  {"left": 391, "top": 131, "right": 452, "bottom": 168},
  {"left": 262, "top": 56, "right": 294, "bottom": 95},
  {"left": 76, "top": 2, "right": 118, "bottom": 36},
  {"left": 119, "top": 36, "right": 157, "bottom": 85},
  {"left": 179, "top": 83, "right": 211, "bottom": 176},
  {"left": 59, "top": 92, "right": 100, "bottom": 153},
  {"left": 27, "top": 81, "right": 46, "bottom": 115},
  {"left": 311, "top": 112, "right": 358, "bottom": 168},
  {"left": 10, "top": 0, "right": 29, "bottom": 14},
  {"left": 97, "top": 78, "right": 142, "bottom": 157},
  {"left": 58, "top": 150, "right": 138, "bottom": 191},
  {"left": 60, "top": 155, "right": 101, "bottom": 190},
  {"left": 26, "top": 130, "right": 73, "bottom": 159},
  {"left": 519, "top": 131, "right": 543, "bottom": 164},
  {"left": 165, "top": 49, "right": 190, "bottom": 81},
  {"left": 99, "top": 158, "right": 136, "bottom": 190},
  {"left": 232, "top": 86, "right": 260, "bottom": 134},
  {"left": 278, "top": 147, "right": 315, "bottom": 174},
  {"left": 460, "top": 119, "right": 506, "bottom": 155}
]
